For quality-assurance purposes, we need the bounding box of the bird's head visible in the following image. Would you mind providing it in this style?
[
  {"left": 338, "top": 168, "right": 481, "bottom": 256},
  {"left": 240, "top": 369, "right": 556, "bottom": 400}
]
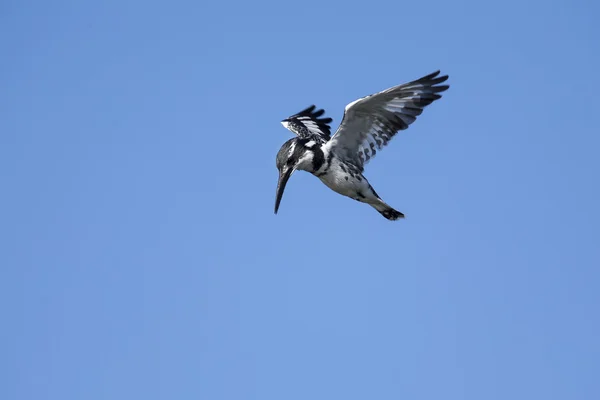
[{"left": 274, "top": 138, "right": 317, "bottom": 214}]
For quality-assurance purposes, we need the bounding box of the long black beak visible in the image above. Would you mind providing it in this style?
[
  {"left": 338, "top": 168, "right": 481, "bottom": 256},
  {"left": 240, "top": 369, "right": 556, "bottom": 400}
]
[{"left": 274, "top": 167, "right": 294, "bottom": 214}]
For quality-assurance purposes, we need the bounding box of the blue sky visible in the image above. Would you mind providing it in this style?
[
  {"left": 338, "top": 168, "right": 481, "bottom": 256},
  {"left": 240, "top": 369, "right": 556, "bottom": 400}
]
[{"left": 2, "top": 0, "right": 599, "bottom": 399}]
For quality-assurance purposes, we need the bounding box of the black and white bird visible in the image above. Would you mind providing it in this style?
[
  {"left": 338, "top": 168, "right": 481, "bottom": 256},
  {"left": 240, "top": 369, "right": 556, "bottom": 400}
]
[{"left": 275, "top": 70, "right": 449, "bottom": 220}]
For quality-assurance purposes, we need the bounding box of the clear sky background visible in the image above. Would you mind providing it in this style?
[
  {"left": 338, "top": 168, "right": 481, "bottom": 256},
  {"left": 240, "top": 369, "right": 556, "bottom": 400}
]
[{"left": 2, "top": 0, "right": 599, "bottom": 399}]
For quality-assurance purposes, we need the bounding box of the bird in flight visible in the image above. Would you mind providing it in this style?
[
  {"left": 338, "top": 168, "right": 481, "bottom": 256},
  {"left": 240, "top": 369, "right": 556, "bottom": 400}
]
[{"left": 275, "top": 70, "right": 449, "bottom": 220}]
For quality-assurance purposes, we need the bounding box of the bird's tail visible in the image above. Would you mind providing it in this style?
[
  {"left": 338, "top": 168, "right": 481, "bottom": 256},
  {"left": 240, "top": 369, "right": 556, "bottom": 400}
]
[{"left": 372, "top": 202, "right": 405, "bottom": 221}]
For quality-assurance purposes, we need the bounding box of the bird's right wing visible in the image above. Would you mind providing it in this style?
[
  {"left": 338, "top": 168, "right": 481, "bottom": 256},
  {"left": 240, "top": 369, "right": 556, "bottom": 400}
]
[
  {"left": 324, "top": 71, "right": 449, "bottom": 170},
  {"left": 281, "top": 105, "right": 333, "bottom": 144}
]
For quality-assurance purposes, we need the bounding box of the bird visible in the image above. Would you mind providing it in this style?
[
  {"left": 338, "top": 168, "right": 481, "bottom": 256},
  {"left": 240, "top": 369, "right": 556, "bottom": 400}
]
[{"left": 275, "top": 70, "right": 449, "bottom": 220}]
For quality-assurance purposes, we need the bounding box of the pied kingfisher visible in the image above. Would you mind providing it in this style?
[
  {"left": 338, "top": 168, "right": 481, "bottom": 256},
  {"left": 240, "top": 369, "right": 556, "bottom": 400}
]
[{"left": 275, "top": 70, "right": 449, "bottom": 220}]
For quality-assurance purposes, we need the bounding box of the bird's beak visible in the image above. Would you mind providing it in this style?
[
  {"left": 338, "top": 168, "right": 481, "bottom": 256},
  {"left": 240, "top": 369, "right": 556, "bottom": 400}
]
[{"left": 274, "top": 167, "right": 294, "bottom": 214}]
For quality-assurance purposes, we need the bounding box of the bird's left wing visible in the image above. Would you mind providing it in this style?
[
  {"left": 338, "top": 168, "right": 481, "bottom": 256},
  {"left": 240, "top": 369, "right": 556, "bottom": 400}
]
[
  {"left": 281, "top": 105, "right": 333, "bottom": 144},
  {"left": 324, "top": 71, "right": 449, "bottom": 170}
]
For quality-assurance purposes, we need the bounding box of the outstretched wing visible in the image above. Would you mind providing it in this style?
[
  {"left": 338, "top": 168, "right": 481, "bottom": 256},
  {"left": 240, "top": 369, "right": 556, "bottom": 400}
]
[
  {"left": 281, "top": 105, "right": 333, "bottom": 144},
  {"left": 324, "top": 71, "right": 449, "bottom": 170}
]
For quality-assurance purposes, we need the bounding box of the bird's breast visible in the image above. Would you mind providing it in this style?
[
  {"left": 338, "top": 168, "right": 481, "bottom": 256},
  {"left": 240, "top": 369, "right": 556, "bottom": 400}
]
[{"left": 315, "top": 159, "right": 371, "bottom": 199}]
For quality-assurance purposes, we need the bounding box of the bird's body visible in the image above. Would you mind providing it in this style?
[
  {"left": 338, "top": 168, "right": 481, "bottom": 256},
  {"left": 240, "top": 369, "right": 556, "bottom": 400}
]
[
  {"left": 277, "top": 137, "right": 404, "bottom": 219},
  {"left": 275, "top": 71, "right": 449, "bottom": 220},
  {"left": 317, "top": 161, "right": 403, "bottom": 220}
]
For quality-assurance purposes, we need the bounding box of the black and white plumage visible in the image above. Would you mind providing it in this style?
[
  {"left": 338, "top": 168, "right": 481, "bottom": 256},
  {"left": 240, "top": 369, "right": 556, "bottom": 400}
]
[
  {"left": 281, "top": 105, "right": 332, "bottom": 144},
  {"left": 275, "top": 70, "right": 449, "bottom": 220}
]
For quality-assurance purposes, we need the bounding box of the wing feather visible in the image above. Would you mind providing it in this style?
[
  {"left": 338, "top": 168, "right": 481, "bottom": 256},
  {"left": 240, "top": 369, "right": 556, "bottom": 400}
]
[
  {"left": 281, "top": 105, "right": 333, "bottom": 144},
  {"left": 325, "top": 71, "right": 449, "bottom": 170}
]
